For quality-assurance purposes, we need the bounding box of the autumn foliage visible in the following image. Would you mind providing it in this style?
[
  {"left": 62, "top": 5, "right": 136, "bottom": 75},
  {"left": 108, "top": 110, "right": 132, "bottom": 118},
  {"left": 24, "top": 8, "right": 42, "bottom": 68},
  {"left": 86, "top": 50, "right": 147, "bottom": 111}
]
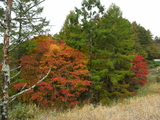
[
  {"left": 131, "top": 55, "right": 149, "bottom": 90},
  {"left": 13, "top": 36, "right": 90, "bottom": 107},
  {"left": 12, "top": 35, "right": 150, "bottom": 107}
]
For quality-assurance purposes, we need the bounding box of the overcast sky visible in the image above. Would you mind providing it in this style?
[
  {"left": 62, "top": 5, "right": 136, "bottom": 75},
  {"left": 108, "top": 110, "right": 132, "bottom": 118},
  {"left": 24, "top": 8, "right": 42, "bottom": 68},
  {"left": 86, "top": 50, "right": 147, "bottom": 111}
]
[{"left": 42, "top": 0, "right": 160, "bottom": 38}]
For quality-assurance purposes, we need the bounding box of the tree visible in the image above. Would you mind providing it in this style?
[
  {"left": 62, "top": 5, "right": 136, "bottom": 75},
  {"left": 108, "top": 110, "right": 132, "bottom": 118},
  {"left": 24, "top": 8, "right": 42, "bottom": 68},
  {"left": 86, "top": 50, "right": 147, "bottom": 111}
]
[
  {"left": 58, "top": 0, "right": 105, "bottom": 101},
  {"left": 0, "top": 1, "right": 49, "bottom": 119},
  {"left": 130, "top": 55, "right": 149, "bottom": 92},
  {"left": 91, "top": 4, "right": 136, "bottom": 103},
  {"left": 13, "top": 36, "right": 91, "bottom": 107},
  {"left": 145, "top": 42, "right": 160, "bottom": 60},
  {"left": 154, "top": 36, "right": 160, "bottom": 43},
  {"left": 1, "top": 0, "right": 50, "bottom": 71},
  {"left": 131, "top": 21, "right": 153, "bottom": 58},
  {"left": 1, "top": 1, "right": 12, "bottom": 119},
  {"left": 0, "top": 0, "right": 49, "bottom": 44},
  {"left": 60, "top": 1, "right": 104, "bottom": 51},
  {"left": 131, "top": 22, "right": 160, "bottom": 61}
]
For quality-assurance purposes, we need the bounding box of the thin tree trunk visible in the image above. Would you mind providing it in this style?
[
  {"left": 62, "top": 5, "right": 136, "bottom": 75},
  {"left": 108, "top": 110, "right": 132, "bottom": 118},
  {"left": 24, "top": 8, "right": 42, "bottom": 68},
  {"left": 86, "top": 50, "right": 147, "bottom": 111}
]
[
  {"left": 17, "top": 3, "right": 22, "bottom": 71},
  {"left": 89, "top": 30, "right": 93, "bottom": 81},
  {"left": 1, "top": 0, "right": 12, "bottom": 120}
]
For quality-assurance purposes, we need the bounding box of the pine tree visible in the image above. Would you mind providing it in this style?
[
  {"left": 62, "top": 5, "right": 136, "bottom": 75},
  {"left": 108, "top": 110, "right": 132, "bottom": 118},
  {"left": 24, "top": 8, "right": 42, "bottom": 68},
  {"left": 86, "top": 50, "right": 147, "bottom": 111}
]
[{"left": 91, "top": 4, "right": 136, "bottom": 103}]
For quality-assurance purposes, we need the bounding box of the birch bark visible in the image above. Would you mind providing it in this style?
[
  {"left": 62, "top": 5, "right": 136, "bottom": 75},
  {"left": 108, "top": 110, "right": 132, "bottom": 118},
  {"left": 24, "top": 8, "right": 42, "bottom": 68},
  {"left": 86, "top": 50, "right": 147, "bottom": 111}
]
[{"left": 1, "top": 0, "right": 12, "bottom": 120}]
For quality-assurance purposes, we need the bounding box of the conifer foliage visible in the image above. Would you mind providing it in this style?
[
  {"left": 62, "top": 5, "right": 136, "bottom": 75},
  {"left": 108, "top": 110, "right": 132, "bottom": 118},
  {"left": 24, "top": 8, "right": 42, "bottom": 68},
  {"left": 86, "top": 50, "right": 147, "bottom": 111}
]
[{"left": 13, "top": 36, "right": 90, "bottom": 107}]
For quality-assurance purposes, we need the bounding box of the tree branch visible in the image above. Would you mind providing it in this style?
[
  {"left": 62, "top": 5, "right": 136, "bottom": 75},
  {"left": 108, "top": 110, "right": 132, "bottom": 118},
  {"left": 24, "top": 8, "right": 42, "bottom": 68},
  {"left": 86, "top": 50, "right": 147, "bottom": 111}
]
[
  {"left": 0, "top": 99, "right": 2, "bottom": 108},
  {"left": 9, "top": 68, "right": 51, "bottom": 102},
  {"left": 12, "top": 17, "right": 43, "bottom": 21},
  {"left": 15, "top": 0, "right": 45, "bottom": 19},
  {"left": 0, "top": 21, "right": 6, "bottom": 29},
  {"left": 22, "top": 12, "right": 41, "bottom": 35},
  {"left": 8, "top": 33, "right": 30, "bottom": 51},
  {"left": 10, "top": 66, "right": 21, "bottom": 72},
  {"left": 10, "top": 71, "right": 21, "bottom": 80},
  {"left": 9, "top": 83, "right": 26, "bottom": 103}
]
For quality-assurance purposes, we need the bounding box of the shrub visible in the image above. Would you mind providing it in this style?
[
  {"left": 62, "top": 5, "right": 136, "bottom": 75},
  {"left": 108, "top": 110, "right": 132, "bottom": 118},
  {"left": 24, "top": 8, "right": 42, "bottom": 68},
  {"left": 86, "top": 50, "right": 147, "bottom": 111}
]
[{"left": 130, "top": 55, "right": 149, "bottom": 91}]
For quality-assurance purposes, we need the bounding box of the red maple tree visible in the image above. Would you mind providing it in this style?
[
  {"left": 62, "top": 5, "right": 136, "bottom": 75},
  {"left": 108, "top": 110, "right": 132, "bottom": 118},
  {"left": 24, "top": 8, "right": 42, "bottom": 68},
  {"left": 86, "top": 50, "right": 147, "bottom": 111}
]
[
  {"left": 13, "top": 36, "right": 91, "bottom": 107},
  {"left": 131, "top": 55, "right": 149, "bottom": 88}
]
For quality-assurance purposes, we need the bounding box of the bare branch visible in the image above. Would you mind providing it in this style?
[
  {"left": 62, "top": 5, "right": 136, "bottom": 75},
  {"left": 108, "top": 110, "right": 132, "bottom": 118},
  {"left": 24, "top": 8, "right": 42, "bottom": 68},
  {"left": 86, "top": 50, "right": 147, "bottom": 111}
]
[
  {"left": 8, "top": 42, "right": 20, "bottom": 52},
  {"left": 8, "top": 33, "right": 30, "bottom": 51},
  {"left": 10, "top": 66, "right": 21, "bottom": 72},
  {"left": 10, "top": 71, "right": 21, "bottom": 80},
  {"left": 21, "top": 83, "right": 27, "bottom": 91},
  {"left": 9, "top": 68, "right": 51, "bottom": 102},
  {"left": 9, "top": 83, "right": 27, "bottom": 103},
  {"left": 22, "top": 12, "right": 41, "bottom": 34},
  {"left": 8, "top": 44, "right": 18, "bottom": 52},
  {"left": 12, "top": 17, "right": 43, "bottom": 21}
]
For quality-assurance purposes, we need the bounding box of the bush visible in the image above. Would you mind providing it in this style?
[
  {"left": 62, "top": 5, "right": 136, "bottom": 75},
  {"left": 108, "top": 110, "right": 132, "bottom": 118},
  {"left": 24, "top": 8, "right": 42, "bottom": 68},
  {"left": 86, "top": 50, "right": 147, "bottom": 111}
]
[{"left": 130, "top": 55, "right": 149, "bottom": 91}]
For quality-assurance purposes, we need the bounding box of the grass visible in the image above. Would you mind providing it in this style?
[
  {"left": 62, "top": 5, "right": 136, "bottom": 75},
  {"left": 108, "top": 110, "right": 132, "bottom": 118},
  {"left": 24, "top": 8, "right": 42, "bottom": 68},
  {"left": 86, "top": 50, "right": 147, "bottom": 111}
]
[
  {"left": 52, "top": 95, "right": 160, "bottom": 120},
  {"left": 9, "top": 68, "right": 160, "bottom": 120},
  {"left": 26, "top": 94, "right": 160, "bottom": 120}
]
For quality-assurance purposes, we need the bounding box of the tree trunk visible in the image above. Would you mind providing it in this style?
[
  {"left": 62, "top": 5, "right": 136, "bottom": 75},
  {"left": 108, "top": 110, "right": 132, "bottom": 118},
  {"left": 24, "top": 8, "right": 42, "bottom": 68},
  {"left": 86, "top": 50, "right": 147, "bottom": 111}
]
[
  {"left": 89, "top": 30, "right": 93, "bottom": 81},
  {"left": 1, "top": 0, "right": 12, "bottom": 120}
]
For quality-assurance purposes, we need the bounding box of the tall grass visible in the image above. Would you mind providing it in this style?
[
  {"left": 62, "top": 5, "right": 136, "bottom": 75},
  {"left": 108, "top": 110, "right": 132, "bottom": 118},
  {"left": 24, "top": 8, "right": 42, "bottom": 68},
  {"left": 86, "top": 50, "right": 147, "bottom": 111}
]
[{"left": 53, "top": 95, "right": 160, "bottom": 120}]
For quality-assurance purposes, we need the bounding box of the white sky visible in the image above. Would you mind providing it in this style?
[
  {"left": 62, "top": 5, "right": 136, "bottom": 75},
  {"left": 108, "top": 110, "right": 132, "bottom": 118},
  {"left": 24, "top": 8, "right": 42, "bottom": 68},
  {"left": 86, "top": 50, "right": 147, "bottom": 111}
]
[{"left": 42, "top": 0, "right": 160, "bottom": 38}]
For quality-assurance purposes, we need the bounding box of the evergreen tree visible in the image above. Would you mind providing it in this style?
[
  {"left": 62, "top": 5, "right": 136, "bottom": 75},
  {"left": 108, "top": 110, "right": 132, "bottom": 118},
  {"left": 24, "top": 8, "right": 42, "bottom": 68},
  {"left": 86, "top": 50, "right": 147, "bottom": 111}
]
[
  {"left": 92, "top": 4, "right": 135, "bottom": 103},
  {"left": 131, "top": 21, "right": 153, "bottom": 58},
  {"left": 154, "top": 36, "right": 160, "bottom": 43},
  {"left": 145, "top": 42, "right": 160, "bottom": 60},
  {"left": 59, "top": 0, "right": 104, "bottom": 51},
  {"left": 131, "top": 21, "right": 160, "bottom": 60},
  {"left": 131, "top": 22, "right": 153, "bottom": 45}
]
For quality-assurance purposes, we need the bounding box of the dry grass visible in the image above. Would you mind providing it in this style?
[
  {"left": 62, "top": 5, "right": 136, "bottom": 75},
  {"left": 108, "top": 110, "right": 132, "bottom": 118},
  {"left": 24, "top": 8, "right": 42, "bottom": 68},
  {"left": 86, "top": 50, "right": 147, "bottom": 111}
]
[{"left": 32, "top": 94, "right": 160, "bottom": 120}]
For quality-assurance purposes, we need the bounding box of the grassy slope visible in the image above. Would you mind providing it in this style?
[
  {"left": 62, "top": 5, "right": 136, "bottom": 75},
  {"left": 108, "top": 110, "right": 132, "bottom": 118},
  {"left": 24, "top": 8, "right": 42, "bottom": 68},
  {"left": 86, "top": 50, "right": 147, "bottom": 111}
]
[
  {"left": 34, "top": 87, "right": 160, "bottom": 120},
  {"left": 9, "top": 68, "right": 160, "bottom": 120},
  {"left": 53, "top": 95, "right": 160, "bottom": 120}
]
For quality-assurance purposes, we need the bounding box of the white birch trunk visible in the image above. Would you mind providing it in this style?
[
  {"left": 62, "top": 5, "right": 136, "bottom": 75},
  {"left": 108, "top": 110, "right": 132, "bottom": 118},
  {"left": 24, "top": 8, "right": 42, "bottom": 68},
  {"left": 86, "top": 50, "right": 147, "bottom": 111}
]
[{"left": 1, "top": 0, "right": 12, "bottom": 120}]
